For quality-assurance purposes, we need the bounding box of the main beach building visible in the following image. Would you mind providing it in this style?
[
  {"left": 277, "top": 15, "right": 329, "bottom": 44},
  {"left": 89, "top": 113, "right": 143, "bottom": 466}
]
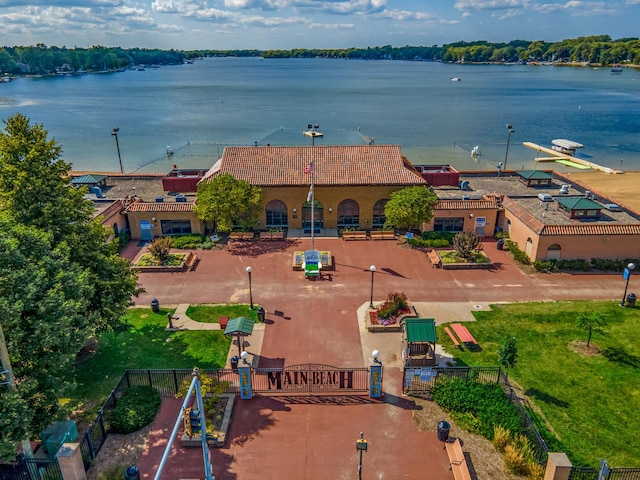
[{"left": 99, "top": 144, "right": 640, "bottom": 263}]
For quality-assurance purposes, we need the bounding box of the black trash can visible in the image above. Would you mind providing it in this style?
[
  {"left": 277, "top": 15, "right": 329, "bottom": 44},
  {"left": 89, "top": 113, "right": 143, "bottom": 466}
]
[
  {"left": 124, "top": 465, "right": 140, "bottom": 480},
  {"left": 257, "top": 307, "right": 266, "bottom": 322},
  {"left": 496, "top": 239, "right": 505, "bottom": 251},
  {"left": 437, "top": 421, "right": 450, "bottom": 443},
  {"left": 231, "top": 356, "right": 239, "bottom": 370},
  {"left": 626, "top": 293, "right": 636, "bottom": 307},
  {"left": 150, "top": 299, "right": 160, "bottom": 313}
]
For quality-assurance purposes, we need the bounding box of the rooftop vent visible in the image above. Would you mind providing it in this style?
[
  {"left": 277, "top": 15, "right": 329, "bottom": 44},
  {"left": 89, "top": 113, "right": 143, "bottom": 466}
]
[
  {"left": 538, "top": 193, "right": 553, "bottom": 202},
  {"left": 603, "top": 204, "right": 622, "bottom": 212},
  {"left": 155, "top": 196, "right": 164, "bottom": 203},
  {"left": 584, "top": 190, "right": 591, "bottom": 198},
  {"left": 559, "top": 184, "right": 570, "bottom": 194},
  {"left": 462, "top": 195, "right": 470, "bottom": 200},
  {"left": 175, "top": 194, "right": 187, "bottom": 202}
]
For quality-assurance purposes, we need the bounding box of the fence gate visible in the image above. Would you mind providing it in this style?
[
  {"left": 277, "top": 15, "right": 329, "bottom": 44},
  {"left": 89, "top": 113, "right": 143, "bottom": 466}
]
[{"left": 251, "top": 364, "right": 369, "bottom": 395}]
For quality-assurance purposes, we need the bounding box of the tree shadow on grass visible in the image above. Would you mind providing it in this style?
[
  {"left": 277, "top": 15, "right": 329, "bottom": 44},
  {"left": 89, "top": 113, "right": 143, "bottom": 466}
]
[{"left": 524, "top": 387, "right": 570, "bottom": 408}]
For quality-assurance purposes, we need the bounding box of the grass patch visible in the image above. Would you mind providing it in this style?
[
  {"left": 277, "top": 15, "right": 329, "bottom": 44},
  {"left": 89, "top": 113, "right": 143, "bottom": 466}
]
[
  {"left": 186, "top": 304, "right": 258, "bottom": 323},
  {"left": 439, "top": 301, "right": 640, "bottom": 467},
  {"left": 71, "top": 308, "right": 231, "bottom": 410}
]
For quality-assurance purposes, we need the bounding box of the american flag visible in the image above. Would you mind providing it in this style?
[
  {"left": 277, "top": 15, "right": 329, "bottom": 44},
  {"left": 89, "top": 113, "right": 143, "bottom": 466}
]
[{"left": 303, "top": 162, "right": 313, "bottom": 174}]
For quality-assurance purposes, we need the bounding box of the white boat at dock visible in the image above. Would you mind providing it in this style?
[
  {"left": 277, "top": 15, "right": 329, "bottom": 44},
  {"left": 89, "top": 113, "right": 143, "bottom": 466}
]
[{"left": 551, "top": 139, "right": 583, "bottom": 156}]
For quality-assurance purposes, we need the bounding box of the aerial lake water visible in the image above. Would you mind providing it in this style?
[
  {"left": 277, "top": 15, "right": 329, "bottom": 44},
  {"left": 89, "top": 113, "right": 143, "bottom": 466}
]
[{"left": 1, "top": 57, "right": 639, "bottom": 173}]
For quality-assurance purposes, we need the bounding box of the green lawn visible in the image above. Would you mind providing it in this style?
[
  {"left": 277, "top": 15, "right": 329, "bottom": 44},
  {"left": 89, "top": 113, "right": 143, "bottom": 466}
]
[
  {"left": 70, "top": 307, "right": 231, "bottom": 411},
  {"left": 186, "top": 304, "right": 259, "bottom": 323},
  {"left": 438, "top": 301, "right": 640, "bottom": 467}
]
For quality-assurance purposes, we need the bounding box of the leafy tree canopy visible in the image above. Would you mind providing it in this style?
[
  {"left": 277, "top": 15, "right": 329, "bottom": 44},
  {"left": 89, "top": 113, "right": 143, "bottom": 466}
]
[
  {"left": 0, "top": 114, "right": 140, "bottom": 460},
  {"left": 383, "top": 186, "right": 438, "bottom": 231},
  {"left": 195, "top": 173, "right": 262, "bottom": 232}
]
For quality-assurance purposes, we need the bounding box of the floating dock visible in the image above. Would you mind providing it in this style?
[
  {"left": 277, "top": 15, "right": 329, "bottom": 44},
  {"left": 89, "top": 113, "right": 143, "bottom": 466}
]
[{"left": 522, "top": 142, "right": 621, "bottom": 173}]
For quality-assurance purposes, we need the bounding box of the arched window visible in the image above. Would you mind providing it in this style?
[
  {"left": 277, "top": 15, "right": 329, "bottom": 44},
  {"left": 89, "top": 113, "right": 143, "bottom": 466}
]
[
  {"left": 113, "top": 223, "right": 119, "bottom": 235},
  {"left": 337, "top": 199, "right": 360, "bottom": 228},
  {"left": 546, "top": 243, "right": 562, "bottom": 260},
  {"left": 266, "top": 200, "right": 288, "bottom": 227},
  {"left": 372, "top": 199, "right": 388, "bottom": 228}
]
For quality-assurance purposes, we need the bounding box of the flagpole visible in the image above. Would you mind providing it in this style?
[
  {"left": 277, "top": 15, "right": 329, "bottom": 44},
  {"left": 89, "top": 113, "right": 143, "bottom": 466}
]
[{"left": 311, "top": 147, "right": 315, "bottom": 251}]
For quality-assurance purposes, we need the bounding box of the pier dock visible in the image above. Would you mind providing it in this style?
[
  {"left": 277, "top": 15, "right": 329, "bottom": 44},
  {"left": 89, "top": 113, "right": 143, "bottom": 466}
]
[{"left": 523, "top": 141, "right": 621, "bottom": 173}]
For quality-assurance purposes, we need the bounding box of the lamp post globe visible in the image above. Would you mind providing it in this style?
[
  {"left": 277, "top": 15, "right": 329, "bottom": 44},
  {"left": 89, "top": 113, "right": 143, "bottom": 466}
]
[
  {"left": 504, "top": 124, "right": 515, "bottom": 171},
  {"left": 620, "top": 262, "right": 636, "bottom": 307}
]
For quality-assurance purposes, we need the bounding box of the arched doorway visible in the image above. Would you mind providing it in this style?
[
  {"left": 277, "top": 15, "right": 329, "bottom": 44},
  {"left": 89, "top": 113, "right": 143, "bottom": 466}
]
[
  {"left": 302, "top": 200, "right": 323, "bottom": 234},
  {"left": 525, "top": 237, "right": 534, "bottom": 257},
  {"left": 546, "top": 244, "right": 562, "bottom": 260},
  {"left": 337, "top": 199, "right": 360, "bottom": 229},
  {"left": 265, "top": 200, "right": 288, "bottom": 228},
  {"left": 372, "top": 199, "right": 388, "bottom": 229}
]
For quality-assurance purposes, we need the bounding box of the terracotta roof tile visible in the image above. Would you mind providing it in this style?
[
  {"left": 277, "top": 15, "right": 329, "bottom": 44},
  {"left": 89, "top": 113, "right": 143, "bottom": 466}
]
[
  {"left": 96, "top": 200, "right": 124, "bottom": 220},
  {"left": 205, "top": 145, "right": 426, "bottom": 187},
  {"left": 436, "top": 199, "right": 498, "bottom": 210},
  {"left": 540, "top": 224, "right": 640, "bottom": 236},
  {"left": 502, "top": 197, "right": 546, "bottom": 233},
  {"left": 126, "top": 202, "right": 194, "bottom": 213}
]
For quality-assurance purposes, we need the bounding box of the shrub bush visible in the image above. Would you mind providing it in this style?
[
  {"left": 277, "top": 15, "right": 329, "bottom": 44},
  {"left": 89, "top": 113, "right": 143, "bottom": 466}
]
[
  {"left": 107, "top": 386, "right": 161, "bottom": 434},
  {"left": 504, "top": 443, "right": 528, "bottom": 475},
  {"left": 421, "top": 231, "right": 457, "bottom": 243},
  {"left": 492, "top": 425, "right": 511, "bottom": 453},
  {"left": 556, "top": 259, "right": 590, "bottom": 271},
  {"left": 171, "top": 234, "right": 206, "bottom": 249},
  {"left": 376, "top": 292, "right": 409, "bottom": 319},
  {"left": 506, "top": 240, "right": 530, "bottom": 265},
  {"left": 533, "top": 260, "right": 558, "bottom": 273},
  {"left": 430, "top": 376, "right": 523, "bottom": 439},
  {"left": 408, "top": 237, "right": 450, "bottom": 248}
]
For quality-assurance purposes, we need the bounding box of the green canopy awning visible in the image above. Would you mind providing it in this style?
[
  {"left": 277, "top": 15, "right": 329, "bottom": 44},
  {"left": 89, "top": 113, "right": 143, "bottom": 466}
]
[
  {"left": 224, "top": 317, "right": 255, "bottom": 336},
  {"left": 404, "top": 318, "right": 437, "bottom": 343}
]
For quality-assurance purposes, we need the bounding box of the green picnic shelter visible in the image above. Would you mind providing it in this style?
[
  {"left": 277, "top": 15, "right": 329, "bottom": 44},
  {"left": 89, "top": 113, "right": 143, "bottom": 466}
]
[
  {"left": 224, "top": 317, "right": 255, "bottom": 356},
  {"left": 402, "top": 318, "right": 437, "bottom": 367}
]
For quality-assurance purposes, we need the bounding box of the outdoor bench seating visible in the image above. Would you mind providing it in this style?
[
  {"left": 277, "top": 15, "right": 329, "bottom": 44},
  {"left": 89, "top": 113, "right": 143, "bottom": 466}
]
[
  {"left": 184, "top": 252, "right": 198, "bottom": 271},
  {"left": 370, "top": 230, "right": 395, "bottom": 240},
  {"left": 229, "top": 232, "right": 254, "bottom": 241},
  {"left": 451, "top": 323, "right": 478, "bottom": 345},
  {"left": 444, "top": 326, "right": 461, "bottom": 347},
  {"left": 342, "top": 231, "right": 368, "bottom": 241},
  {"left": 428, "top": 249, "right": 442, "bottom": 268},
  {"left": 259, "top": 231, "right": 284, "bottom": 240},
  {"left": 445, "top": 438, "right": 472, "bottom": 480}
]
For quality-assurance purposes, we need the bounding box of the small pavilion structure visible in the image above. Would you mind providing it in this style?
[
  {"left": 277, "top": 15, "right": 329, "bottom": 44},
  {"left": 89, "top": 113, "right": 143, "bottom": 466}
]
[
  {"left": 223, "top": 317, "right": 255, "bottom": 356},
  {"left": 402, "top": 318, "right": 437, "bottom": 367}
]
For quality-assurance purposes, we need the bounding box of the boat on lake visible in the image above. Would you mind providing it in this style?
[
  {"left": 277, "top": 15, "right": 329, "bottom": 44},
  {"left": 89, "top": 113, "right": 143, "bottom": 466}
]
[
  {"left": 551, "top": 139, "right": 584, "bottom": 155},
  {"left": 450, "top": 77, "right": 461, "bottom": 82}
]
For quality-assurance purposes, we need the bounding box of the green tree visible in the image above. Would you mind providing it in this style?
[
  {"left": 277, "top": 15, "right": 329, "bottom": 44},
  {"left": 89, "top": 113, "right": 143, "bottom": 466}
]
[
  {"left": 0, "top": 114, "right": 141, "bottom": 460},
  {"left": 453, "top": 231, "right": 482, "bottom": 262},
  {"left": 576, "top": 312, "right": 606, "bottom": 348},
  {"left": 498, "top": 337, "right": 518, "bottom": 377},
  {"left": 194, "top": 173, "right": 262, "bottom": 232},
  {"left": 383, "top": 186, "right": 438, "bottom": 232}
]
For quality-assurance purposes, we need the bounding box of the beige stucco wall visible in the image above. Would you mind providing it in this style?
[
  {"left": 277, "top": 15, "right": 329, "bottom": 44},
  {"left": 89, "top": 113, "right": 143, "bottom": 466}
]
[
  {"left": 260, "top": 185, "right": 404, "bottom": 230},
  {"left": 127, "top": 210, "right": 204, "bottom": 240},
  {"left": 502, "top": 209, "right": 640, "bottom": 262}
]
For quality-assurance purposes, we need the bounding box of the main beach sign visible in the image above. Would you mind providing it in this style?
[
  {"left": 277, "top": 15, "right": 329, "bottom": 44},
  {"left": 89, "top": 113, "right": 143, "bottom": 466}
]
[{"left": 252, "top": 364, "right": 369, "bottom": 394}]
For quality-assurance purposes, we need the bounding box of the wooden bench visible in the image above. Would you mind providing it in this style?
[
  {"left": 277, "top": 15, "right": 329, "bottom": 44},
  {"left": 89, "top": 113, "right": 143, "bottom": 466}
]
[
  {"left": 445, "top": 438, "right": 472, "bottom": 480},
  {"left": 184, "top": 252, "right": 198, "bottom": 271},
  {"left": 259, "top": 231, "right": 284, "bottom": 240},
  {"left": 370, "top": 230, "right": 395, "bottom": 240},
  {"left": 342, "top": 231, "right": 368, "bottom": 241},
  {"left": 444, "top": 326, "right": 461, "bottom": 347},
  {"left": 229, "top": 232, "right": 254, "bottom": 241},
  {"left": 218, "top": 316, "right": 229, "bottom": 329},
  {"left": 427, "top": 249, "right": 442, "bottom": 268}
]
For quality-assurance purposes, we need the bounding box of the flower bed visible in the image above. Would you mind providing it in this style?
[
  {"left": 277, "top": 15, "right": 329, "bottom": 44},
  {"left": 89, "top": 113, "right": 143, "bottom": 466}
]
[{"left": 366, "top": 292, "right": 417, "bottom": 332}]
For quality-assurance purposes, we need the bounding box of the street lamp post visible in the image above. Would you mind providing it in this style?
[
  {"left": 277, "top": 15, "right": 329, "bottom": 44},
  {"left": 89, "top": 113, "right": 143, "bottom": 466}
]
[
  {"left": 503, "top": 124, "right": 515, "bottom": 172},
  {"left": 246, "top": 266, "right": 253, "bottom": 309},
  {"left": 620, "top": 262, "right": 636, "bottom": 307},
  {"left": 356, "top": 432, "right": 367, "bottom": 480},
  {"left": 307, "top": 124, "right": 320, "bottom": 251},
  {"left": 112, "top": 127, "right": 124, "bottom": 174},
  {"left": 369, "top": 265, "right": 376, "bottom": 309}
]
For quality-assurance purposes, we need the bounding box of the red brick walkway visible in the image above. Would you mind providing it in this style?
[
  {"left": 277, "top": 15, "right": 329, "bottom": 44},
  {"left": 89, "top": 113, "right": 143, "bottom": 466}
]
[{"left": 129, "top": 238, "right": 627, "bottom": 479}]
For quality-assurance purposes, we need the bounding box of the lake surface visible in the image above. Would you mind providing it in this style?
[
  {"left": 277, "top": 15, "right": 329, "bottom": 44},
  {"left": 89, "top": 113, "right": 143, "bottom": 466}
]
[{"left": 1, "top": 58, "right": 639, "bottom": 173}]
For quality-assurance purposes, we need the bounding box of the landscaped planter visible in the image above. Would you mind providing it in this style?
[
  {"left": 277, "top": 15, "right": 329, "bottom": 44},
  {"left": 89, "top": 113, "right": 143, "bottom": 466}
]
[
  {"left": 434, "top": 250, "right": 494, "bottom": 270},
  {"left": 131, "top": 251, "right": 194, "bottom": 272},
  {"left": 180, "top": 393, "right": 235, "bottom": 448},
  {"left": 367, "top": 305, "right": 418, "bottom": 332}
]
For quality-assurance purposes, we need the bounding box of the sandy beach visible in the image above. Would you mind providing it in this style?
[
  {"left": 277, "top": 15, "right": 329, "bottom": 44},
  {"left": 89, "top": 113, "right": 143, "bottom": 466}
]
[{"left": 561, "top": 170, "right": 640, "bottom": 212}]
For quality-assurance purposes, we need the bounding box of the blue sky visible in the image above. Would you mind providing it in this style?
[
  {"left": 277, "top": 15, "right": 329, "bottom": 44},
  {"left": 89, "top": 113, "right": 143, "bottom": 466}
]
[{"left": 1, "top": 0, "right": 639, "bottom": 50}]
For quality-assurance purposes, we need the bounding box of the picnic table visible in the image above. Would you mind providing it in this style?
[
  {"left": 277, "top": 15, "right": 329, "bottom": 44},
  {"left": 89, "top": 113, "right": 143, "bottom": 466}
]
[{"left": 450, "top": 323, "right": 478, "bottom": 345}]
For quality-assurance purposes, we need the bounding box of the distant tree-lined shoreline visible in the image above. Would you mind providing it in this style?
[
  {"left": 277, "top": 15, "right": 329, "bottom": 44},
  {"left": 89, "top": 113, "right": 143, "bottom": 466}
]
[{"left": 2, "top": 35, "right": 638, "bottom": 76}]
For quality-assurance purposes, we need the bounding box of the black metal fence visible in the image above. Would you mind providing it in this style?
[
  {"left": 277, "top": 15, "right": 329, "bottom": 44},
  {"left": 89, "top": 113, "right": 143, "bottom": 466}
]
[
  {"left": 0, "top": 458, "right": 62, "bottom": 480},
  {"left": 569, "top": 467, "right": 640, "bottom": 480},
  {"left": 402, "top": 365, "right": 549, "bottom": 464}
]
